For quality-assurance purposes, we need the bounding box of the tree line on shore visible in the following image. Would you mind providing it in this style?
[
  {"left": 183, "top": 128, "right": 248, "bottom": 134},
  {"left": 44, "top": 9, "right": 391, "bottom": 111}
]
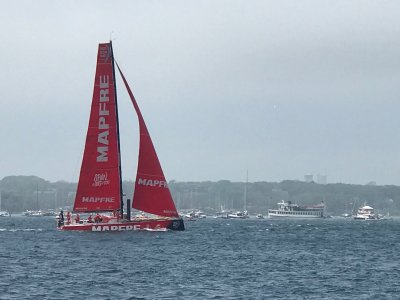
[{"left": 1, "top": 175, "right": 399, "bottom": 216}]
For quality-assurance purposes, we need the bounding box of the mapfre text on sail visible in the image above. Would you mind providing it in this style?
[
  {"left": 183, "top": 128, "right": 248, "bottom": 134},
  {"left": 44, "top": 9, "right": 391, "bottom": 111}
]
[
  {"left": 82, "top": 196, "right": 115, "bottom": 203},
  {"left": 97, "top": 75, "right": 110, "bottom": 162}
]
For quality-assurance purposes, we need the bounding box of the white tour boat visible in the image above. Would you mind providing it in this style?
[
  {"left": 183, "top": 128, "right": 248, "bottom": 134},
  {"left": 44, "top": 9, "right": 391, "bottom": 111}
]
[{"left": 268, "top": 200, "right": 325, "bottom": 218}]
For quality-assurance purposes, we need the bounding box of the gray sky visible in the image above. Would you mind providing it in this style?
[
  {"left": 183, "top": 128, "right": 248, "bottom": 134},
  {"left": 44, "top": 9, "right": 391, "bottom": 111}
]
[{"left": 1, "top": 0, "right": 400, "bottom": 185}]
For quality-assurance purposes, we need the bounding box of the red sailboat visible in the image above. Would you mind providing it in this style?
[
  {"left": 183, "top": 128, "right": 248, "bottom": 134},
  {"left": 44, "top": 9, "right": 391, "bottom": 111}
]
[{"left": 58, "top": 42, "right": 184, "bottom": 231}]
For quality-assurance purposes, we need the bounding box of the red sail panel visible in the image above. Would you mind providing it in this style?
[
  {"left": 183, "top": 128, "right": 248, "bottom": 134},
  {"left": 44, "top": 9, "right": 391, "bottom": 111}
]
[
  {"left": 74, "top": 43, "right": 121, "bottom": 212},
  {"left": 116, "top": 64, "right": 179, "bottom": 218}
]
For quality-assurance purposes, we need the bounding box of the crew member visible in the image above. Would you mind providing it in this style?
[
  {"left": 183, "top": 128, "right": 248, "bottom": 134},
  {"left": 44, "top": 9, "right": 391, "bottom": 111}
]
[
  {"left": 94, "top": 213, "right": 102, "bottom": 223},
  {"left": 58, "top": 210, "right": 64, "bottom": 227}
]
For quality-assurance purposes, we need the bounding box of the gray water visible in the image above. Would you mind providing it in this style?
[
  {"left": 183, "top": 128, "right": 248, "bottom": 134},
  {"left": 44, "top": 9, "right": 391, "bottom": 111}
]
[{"left": 0, "top": 216, "right": 399, "bottom": 299}]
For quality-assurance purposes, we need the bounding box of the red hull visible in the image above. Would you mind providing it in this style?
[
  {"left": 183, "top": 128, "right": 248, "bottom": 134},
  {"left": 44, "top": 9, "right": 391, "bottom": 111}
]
[{"left": 58, "top": 218, "right": 184, "bottom": 232}]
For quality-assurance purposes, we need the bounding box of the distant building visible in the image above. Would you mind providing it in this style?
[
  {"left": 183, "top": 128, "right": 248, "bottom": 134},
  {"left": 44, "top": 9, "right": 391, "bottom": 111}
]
[
  {"left": 304, "top": 174, "right": 314, "bottom": 183},
  {"left": 304, "top": 174, "right": 327, "bottom": 184},
  {"left": 317, "top": 174, "right": 327, "bottom": 185}
]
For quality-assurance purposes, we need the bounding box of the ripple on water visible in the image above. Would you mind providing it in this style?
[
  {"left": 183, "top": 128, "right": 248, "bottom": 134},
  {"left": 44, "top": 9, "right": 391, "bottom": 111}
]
[{"left": 1, "top": 217, "right": 400, "bottom": 299}]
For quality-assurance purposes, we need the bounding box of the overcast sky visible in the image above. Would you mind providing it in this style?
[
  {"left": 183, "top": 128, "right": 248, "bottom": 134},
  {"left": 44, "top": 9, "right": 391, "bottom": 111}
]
[{"left": 1, "top": 1, "right": 400, "bottom": 185}]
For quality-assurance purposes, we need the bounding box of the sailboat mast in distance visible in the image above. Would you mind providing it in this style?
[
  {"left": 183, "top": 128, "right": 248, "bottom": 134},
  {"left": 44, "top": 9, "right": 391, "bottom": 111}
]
[{"left": 244, "top": 170, "right": 248, "bottom": 212}]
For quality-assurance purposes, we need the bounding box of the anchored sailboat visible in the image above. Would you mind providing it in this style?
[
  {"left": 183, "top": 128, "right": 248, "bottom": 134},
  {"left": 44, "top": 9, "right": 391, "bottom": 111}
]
[
  {"left": 0, "top": 190, "right": 10, "bottom": 217},
  {"left": 58, "top": 42, "right": 184, "bottom": 231}
]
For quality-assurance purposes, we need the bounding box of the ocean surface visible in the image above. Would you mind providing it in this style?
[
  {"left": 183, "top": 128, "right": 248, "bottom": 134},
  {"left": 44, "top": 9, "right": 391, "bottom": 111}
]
[{"left": 0, "top": 216, "right": 399, "bottom": 300}]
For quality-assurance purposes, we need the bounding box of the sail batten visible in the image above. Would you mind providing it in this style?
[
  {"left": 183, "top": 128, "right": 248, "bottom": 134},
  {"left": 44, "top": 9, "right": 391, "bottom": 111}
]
[{"left": 116, "top": 64, "right": 179, "bottom": 218}]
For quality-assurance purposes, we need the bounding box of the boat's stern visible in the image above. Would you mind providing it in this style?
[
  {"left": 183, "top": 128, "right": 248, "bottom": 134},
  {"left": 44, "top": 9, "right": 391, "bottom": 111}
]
[{"left": 167, "top": 218, "right": 185, "bottom": 231}]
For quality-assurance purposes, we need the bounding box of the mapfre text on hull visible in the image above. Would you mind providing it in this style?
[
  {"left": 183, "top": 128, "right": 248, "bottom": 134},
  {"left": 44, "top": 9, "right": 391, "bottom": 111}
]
[{"left": 59, "top": 218, "right": 185, "bottom": 232}]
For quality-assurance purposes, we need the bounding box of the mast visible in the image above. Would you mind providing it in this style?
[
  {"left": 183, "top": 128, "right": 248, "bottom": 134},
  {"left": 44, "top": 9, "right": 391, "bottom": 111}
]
[
  {"left": 109, "top": 41, "right": 124, "bottom": 217},
  {"left": 36, "top": 182, "right": 39, "bottom": 211},
  {"left": 244, "top": 170, "right": 248, "bottom": 211}
]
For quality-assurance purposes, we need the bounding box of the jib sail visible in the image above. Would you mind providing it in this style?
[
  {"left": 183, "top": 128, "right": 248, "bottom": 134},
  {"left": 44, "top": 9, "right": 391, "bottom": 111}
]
[{"left": 116, "top": 64, "right": 179, "bottom": 218}]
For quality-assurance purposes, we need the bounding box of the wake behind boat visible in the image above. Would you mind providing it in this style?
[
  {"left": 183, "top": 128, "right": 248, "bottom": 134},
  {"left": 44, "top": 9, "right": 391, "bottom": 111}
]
[{"left": 57, "top": 42, "right": 184, "bottom": 232}]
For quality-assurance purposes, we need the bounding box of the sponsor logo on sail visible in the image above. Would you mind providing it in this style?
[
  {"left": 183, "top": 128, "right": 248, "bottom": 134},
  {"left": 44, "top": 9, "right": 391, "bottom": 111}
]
[
  {"left": 163, "top": 210, "right": 177, "bottom": 215},
  {"left": 97, "top": 74, "right": 110, "bottom": 162},
  {"left": 137, "top": 178, "right": 168, "bottom": 188},
  {"left": 92, "top": 172, "right": 110, "bottom": 187},
  {"left": 82, "top": 197, "right": 115, "bottom": 203},
  {"left": 99, "top": 45, "right": 111, "bottom": 63}
]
